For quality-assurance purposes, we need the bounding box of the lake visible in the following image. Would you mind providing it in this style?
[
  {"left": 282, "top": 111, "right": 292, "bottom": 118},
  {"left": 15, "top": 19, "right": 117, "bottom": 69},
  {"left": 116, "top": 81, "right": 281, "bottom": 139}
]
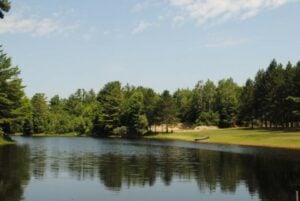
[{"left": 1, "top": 137, "right": 300, "bottom": 201}]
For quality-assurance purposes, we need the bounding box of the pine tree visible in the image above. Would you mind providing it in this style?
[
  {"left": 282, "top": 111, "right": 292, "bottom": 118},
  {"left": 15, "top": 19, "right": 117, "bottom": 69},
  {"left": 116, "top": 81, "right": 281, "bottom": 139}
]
[
  {"left": 121, "top": 91, "right": 148, "bottom": 136},
  {"left": 0, "top": 49, "right": 24, "bottom": 133},
  {"left": 94, "top": 81, "right": 123, "bottom": 136},
  {"left": 156, "top": 90, "right": 177, "bottom": 133}
]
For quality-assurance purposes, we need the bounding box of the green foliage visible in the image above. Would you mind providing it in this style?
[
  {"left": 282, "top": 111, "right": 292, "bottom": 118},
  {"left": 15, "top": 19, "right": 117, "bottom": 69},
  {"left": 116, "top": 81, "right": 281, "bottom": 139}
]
[
  {"left": 173, "top": 88, "right": 193, "bottom": 123},
  {"left": 189, "top": 81, "right": 205, "bottom": 123},
  {"left": 31, "top": 93, "right": 49, "bottom": 133},
  {"left": 155, "top": 90, "right": 177, "bottom": 132},
  {"left": 239, "top": 79, "right": 255, "bottom": 127},
  {"left": 286, "top": 96, "right": 300, "bottom": 116},
  {"left": 136, "top": 87, "right": 159, "bottom": 128},
  {"left": 74, "top": 116, "right": 92, "bottom": 135},
  {"left": 2, "top": 47, "right": 299, "bottom": 136},
  {"left": 216, "top": 78, "right": 241, "bottom": 128},
  {"left": 23, "top": 118, "right": 33, "bottom": 136},
  {"left": 202, "top": 80, "right": 217, "bottom": 112},
  {"left": 121, "top": 91, "right": 148, "bottom": 136},
  {"left": 249, "top": 60, "right": 300, "bottom": 128},
  {"left": 112, "top": 126, "right": 127, "bottom": 136},
  {"left": 196, "top": 111, "right": 219, "bottom": 126},
  {"left": 0, "top": 49, "right": 24, "bottom": 133},
  {"left": 94, "top": 81, "right": 123, "bottom": 136}
]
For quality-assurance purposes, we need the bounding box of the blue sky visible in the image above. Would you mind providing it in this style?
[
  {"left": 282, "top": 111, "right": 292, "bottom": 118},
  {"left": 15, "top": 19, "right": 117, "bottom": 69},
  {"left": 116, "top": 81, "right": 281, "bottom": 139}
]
[{"left": 1, "top": 0, "right": 300, "bottom": 98}]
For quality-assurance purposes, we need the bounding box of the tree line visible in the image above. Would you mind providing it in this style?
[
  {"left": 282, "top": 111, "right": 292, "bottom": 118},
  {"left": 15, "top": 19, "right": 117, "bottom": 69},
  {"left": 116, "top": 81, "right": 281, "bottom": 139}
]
[{"left": 0, "top": 49, "right": 300, "bottom": 137}]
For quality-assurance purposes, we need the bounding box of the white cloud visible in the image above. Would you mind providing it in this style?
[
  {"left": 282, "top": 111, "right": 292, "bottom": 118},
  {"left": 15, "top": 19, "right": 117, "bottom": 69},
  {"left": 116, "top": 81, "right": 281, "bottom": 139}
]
[
  {"left": 132, "top": 21, "right": 154, "bottom": 34},
  {"left": 0, "top": 13, "right": 78, "bottom": 37},
  {"left": 169, "top": 0, "right": 292, "bottom": 25}
]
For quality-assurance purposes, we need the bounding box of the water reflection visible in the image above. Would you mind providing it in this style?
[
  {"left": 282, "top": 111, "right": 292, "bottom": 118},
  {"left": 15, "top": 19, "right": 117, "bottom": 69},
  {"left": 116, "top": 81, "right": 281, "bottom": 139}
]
[
  {"left": 0, "top": 145, "right": 30, "bottom": 201},
  {"left": 3, "top": 137, "right": 300, "bottom": 201}
]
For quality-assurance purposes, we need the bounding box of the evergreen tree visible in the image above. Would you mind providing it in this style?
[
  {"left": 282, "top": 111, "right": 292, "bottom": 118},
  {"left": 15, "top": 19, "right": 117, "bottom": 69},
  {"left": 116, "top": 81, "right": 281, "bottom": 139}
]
[
  {"left": 0, "top": 49, "right": 24, "bottom": 134},
  {"left": 94, "top": 81, "right": 123, "bottom": 136},
  {"left": 156, "top": 90, "right": 177, "bottom": 133},
  {"left": 253, "top": 69, "right": 267, "bottom": 127},
  {"left": 121, "top": 91, "right": 148, "bottom": 137},
  {"left": 263, "top": 60, "right": 285, "bottom": 127},
  {"left": 239, "top": 79, "right": 255, "bottom": 127}
]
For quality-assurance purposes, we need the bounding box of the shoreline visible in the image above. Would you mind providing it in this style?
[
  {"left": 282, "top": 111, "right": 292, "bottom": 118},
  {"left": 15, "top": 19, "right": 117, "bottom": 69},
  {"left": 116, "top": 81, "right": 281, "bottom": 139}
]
[
  {"left": 13, "top": 133, "right": 81, "bottom": 137},
  {"left": 146, "top": 136, "right": 300, "bottom": 151},
  {"left": 145, "top": 128, "right": 300, "bottom": 150},
  {"left": 0, "top": 136, "right": 16, "bottom": 146},
  {"left": 4, "top": 128, "right": 300, "bottom": 150}
]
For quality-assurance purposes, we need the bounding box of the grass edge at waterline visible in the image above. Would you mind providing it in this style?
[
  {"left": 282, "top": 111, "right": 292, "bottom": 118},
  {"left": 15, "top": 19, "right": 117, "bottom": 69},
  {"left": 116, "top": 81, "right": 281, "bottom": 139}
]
[
  {"left": 145, "top": 128, "right": 300, "bottom": 150},
  {"left": 0, "top": 136, "right": 15, "bottom": 145}
]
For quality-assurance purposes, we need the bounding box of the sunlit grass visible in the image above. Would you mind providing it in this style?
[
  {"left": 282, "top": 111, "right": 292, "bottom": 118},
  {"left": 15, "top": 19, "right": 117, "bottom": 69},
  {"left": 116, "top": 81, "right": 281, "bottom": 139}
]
[
  {"left": 146, "top": 128, "right": 300, "bottom": 149},
  {"left": 30, "top": 132, "right": 80, "bottom": 137}
]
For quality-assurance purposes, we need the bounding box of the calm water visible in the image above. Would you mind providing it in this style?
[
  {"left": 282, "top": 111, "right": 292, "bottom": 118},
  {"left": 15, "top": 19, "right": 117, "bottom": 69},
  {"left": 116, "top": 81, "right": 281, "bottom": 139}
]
[{"left": 1, "top": 137, "right": 300, "bottom": 201}]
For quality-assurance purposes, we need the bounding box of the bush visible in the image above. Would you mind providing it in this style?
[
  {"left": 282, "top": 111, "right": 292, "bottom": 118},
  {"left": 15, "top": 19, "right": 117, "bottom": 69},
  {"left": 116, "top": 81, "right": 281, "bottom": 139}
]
[{"left": 113, "top": 126, "right": 128, "bottom": 136}]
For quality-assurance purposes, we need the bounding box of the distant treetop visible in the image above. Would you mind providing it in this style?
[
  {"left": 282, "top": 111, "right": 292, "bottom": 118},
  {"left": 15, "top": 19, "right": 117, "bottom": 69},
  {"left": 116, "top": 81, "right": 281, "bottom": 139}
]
[{"left": 0, "top": 0, "right": 11, "bottom": 19}]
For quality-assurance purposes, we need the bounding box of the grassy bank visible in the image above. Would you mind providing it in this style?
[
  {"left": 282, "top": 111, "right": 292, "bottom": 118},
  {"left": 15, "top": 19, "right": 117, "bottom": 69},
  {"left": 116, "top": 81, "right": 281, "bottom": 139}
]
[
  {"left": 0, "top": 136, "right": 15, "bottom": 145},
  {"left": 30, "top": 132, "right": 80, "bottom": 137},
  {"left": 146, "top": 128, "right": 300, "bottom": 149}
]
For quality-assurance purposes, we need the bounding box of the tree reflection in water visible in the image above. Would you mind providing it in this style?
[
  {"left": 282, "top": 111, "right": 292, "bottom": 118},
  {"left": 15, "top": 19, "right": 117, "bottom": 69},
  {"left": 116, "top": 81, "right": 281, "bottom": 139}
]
[
  {"left": 36, "top": 145, "right": 300, "bottom": 201},
  {"left": 0, "top": 145, "right": 30, "bottom": 201},
  {"left": 1, "top": 138, "right": 300, "bottom": 201}
]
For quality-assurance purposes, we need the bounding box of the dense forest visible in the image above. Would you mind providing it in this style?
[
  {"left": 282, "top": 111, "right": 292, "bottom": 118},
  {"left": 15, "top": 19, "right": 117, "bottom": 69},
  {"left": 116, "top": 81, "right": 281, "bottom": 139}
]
[{"left": 0, "top": 49, "right": 300, "bottom": 138}]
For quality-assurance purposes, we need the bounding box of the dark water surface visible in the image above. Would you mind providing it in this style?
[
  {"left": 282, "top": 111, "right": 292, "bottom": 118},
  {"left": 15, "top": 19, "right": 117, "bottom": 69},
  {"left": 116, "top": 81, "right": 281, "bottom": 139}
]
[{"left": 1, "top": 137, "right": 300, "bottom": 201}]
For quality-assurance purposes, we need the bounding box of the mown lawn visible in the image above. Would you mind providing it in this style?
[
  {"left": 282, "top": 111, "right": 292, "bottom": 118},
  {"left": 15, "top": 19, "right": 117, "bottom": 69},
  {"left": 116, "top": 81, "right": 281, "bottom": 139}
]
[{"left": 146, "top": 128, "right": 300, "bottom": 149}]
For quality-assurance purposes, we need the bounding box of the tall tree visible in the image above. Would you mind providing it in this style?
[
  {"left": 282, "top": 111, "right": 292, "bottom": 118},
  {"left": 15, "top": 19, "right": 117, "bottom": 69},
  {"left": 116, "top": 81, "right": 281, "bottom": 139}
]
[
  {"left": 16, "top": 97, "right": 33, "bottom": 135},
  {"left": 136, "top": 87, "right": 159, "bottom": 130},
  {"left": 156, "top": 90, "right": 177, "bottom": 133},
  {"left": 195, "top": 80, "right": 219, "bottom": 126},
  {"left": 216, "top": 78, "right": 241, "bottom": 128},
  {"left": 263, "top": 60, "right": 285, "bottom": 127},
  {"left": 173, "top": 88, "right": 193, "bottom": 123},
  {"left": 94, "top": 81, "right": 123, "bottom": 136},
  {"left": 239, "top": 79, "right": 255, "bottom": 127},
  {"left": 121, "top": 91, "right": 148, "bottom": 137},
  {"left": 253, "top": 69, "right": 267, "bottom": 127},
  {"left": 202, "top": 80, "right": 217, "bottom": 112},
  {"left": 31, "top": 93, "right": 49, "bottom": 133},
  {"left": 189, "top": 81, "right": 204, "bottom": 123},
  {"left": 0, "top": 49, "right": 24, "bottom": 134}
]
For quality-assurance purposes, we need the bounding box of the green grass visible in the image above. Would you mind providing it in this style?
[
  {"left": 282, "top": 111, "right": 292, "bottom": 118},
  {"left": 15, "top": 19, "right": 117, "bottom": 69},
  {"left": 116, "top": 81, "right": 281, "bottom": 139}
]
[
  {"left": 30, "top": 132, "right": 80, "bottom": 137},
  {"left": 0, "top": 136, "right": 15, "bottom": 145},
  {"left": 146, "top": 128, "right": 300, "bottom": 149}
]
